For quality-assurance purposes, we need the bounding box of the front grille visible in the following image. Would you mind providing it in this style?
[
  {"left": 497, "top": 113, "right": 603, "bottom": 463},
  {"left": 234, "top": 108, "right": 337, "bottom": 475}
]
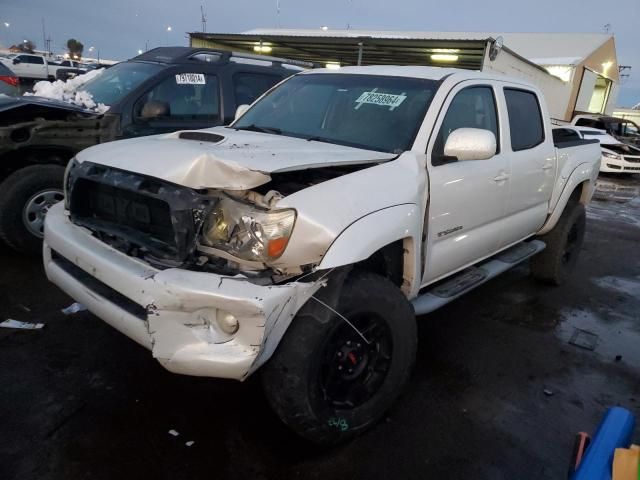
[
  {"left": 624, "top": 156, "right": 640, "bottom": 164},
  {"left": 68, "top": 162, "right": 214, "bottom": 263},
  {"left": 52, "top": 250, "right": 148, "bottom": 320}
]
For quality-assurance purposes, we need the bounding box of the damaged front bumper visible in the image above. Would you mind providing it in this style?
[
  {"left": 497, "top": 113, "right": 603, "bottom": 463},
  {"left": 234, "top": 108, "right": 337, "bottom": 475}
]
[{"left": 43, "top": 203, "right": 321, "bottom": 380}]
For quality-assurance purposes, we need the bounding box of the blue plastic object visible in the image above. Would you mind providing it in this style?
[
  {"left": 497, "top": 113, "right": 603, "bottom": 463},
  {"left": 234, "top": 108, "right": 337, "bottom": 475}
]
[{"left": 571, "top": 407, "right": 636, "bottom": 480}]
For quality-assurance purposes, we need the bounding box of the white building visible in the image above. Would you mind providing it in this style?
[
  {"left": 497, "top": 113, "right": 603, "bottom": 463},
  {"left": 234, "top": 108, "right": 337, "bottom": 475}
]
[{"left": 190, "top": 29, "right": 620, "bottom": 122}]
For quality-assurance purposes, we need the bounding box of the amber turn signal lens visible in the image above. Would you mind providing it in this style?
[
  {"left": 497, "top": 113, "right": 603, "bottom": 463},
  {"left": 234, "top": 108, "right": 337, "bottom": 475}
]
[{"left": 268, "top": 237, "right": 288, "bottom": 258}]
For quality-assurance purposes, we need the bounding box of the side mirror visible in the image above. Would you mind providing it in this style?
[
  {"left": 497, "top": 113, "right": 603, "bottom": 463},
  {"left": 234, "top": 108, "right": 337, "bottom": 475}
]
[
  {"left": 234, "top": 104, "right": 250, "bottom": 121},
  {"left": 13, "top": 58, "right": 20, "bottom": 65},
  {"left": 444, "top": 128, "right": 496, "bottom": 161},
  {"left": 140, "top": 100, "right": 170, "bottom": 119}
]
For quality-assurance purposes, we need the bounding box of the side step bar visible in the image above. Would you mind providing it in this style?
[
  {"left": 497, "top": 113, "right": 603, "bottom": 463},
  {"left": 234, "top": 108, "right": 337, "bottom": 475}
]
[{"left": 411, "top": 240, "right": 546, "bottom": 316}]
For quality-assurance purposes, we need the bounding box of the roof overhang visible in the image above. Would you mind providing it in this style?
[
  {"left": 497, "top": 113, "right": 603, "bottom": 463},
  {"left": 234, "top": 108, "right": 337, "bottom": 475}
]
[{"left": 188, "top": 32, "right": 491, "bottom": 70}]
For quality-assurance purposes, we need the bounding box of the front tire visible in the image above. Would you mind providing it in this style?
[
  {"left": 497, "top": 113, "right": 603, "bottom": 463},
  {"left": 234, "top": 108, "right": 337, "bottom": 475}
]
[
  {"left": 0, "top": 165, "right": 65, "bottom": 255},
  {"left": 261, "top": 271, "right": 417, "bottom": 445},
  {"left": 530, "top": 201, "right": 586, "bottom": 285}
]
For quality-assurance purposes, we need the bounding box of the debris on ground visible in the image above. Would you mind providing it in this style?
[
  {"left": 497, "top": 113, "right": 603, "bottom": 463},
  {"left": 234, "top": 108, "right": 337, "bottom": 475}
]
[
  {"left": 168, "top": 429, "right": 179, "bottom": 437},
  {"left": 615, "top": 355, "right": 623, "bottom": 362},
  {"left": 185, "top": 441, "right": 195, "bottom": 447},
  {"left": 61, "top": 303, "right": 87, "bottom": 315},
  {"left": 0, "top": 319, "right": 45, "bottom": 330},
  {"left": 569, "top": 328, "right": 599, "bottom": 351},
  {"left": 18, "top": 304, "right": 31, "bottom": 312},
  {"left": 543, "top": 388, "right": 554, "bottom": 397}
]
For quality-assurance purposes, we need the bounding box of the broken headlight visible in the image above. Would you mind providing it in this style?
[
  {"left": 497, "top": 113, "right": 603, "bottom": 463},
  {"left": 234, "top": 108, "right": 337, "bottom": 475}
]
[
  {"left": 201, "top": 196, "right": 296, "bottom": 262},
  {"left": 602, "top": 151, "right": 621, "bottom": 160}
]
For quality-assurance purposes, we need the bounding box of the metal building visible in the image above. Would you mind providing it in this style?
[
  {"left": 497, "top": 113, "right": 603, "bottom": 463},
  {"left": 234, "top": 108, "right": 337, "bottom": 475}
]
[{"left": 189, "top": 29, "right": 619, "bottom": 122}]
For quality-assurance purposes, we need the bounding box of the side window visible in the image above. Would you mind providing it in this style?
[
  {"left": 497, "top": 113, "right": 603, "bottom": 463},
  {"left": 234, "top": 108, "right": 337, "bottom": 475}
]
[
  {"left": 135, "top": 74, "right": 219, "bottom": 121},
  {"left": 30, "top": 56, "right": 44, "bottom": 65},
  {"left": 233, "top": 73, "right": 282, "bottom": 106},
  {"left": 552, "top": 128, "right": 581, "bottom": 144},
  {"left": 575, "top": 118, "right": 595, "bottom": 128},
  {"left": 432, "top": 86, "right": 499, "bottom": 165},
  {"left": 16, "top": 55, "right": 29, "bottom": 63},
  {"left": 504, "top": 89, "right": 544, "bottom": 151}
]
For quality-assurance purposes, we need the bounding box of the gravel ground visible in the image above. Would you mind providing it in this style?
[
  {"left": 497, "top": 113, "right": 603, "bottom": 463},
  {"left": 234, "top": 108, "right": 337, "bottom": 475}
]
[{"left": 1, "top": 174, "right": 639, "bottom": 480}]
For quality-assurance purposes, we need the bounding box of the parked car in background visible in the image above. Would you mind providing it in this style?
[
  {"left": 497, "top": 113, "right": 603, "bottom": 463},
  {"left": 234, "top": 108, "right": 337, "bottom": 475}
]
[
  {"left": 572, "top": 114, "right": 640, "bottom": 147},
  {"left": 44, "top": 66, "right": 601, "bottom": 445},
  {"left": 0, "top": 47, "right": 305, "bottom": 253},
  {"left": 0, "top": 53, "right": 59, "bottom": 81},
  {"left": 578, "top": 126, "right": 640, "bottom": 173},
  {"left": 0, "top": 63, "right": 19, "bottom": 96}
]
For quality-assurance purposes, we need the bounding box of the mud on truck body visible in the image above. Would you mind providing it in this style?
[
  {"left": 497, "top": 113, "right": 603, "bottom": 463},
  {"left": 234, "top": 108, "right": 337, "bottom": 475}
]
[
  {"left": 0, "top": 47, "right": 300, "bottom": 253},
  {"left": 44, "top": 66, "right": 601, "bottom": 445}
]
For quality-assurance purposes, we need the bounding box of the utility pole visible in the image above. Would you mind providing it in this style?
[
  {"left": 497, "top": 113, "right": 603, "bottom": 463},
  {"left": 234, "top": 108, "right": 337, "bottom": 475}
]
[
  {"left": 200, "top": 5, "right": 207, "bottom": 32},
  {"left": 41, "top": 17, "right": 46, "bottom": 55},
  {"left": 276, "top": 0, "right": 281, "bottom": 28}
]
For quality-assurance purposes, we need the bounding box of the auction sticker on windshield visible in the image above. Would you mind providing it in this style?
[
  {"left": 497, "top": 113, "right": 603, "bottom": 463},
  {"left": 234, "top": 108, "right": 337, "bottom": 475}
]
[
  {"left": 355, "top": 88, "right": 407, "bottom": 111},
  {"left": 175, "top": 73, "right": 206, "bottom": 85}
]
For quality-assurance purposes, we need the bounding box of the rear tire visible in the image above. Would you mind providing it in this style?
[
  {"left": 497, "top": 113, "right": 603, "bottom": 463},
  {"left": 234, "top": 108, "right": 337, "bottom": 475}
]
[
  {"left": 0, "top": 165, "right": 65, "bottom": 255},
  {"left": 261, "top": 271, "right": 417, "bottom": 445},
  {"left": 530, "top": 202, "right": 586, "bottom": 285}
]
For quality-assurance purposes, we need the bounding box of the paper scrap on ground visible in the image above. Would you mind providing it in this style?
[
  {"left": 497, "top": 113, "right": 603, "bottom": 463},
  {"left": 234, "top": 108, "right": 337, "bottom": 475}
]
[
  {"left": 0, "top": 319, "right": 44, "bottom": 329},
  {"left": 168, "top": 429, "right": 179, "bottom": 437},
  {"left": 185, "top": 441, "right": 195, "bottom": 447},
  {"left": 61, "top": 302, "right": 87, "bottom": 315}
]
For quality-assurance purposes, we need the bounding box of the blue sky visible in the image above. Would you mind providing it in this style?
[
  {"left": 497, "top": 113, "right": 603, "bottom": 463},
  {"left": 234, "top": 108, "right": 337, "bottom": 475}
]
[{"left": 2, "top": 0, "right": 638, "bottom": 106}]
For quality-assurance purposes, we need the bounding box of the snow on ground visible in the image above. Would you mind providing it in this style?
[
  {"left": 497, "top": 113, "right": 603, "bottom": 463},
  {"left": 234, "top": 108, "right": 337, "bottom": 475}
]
[{"left": 24, "top": 69, "right": 109, "bottom": 113}]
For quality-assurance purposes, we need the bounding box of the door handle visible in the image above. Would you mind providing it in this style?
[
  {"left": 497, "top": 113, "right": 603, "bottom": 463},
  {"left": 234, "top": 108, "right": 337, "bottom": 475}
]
[
  {"left": 493, "top": 173, "right": 510, "bottom": 182},
  {"left": 542, "top": 163, "right": 554, "bottom": 170}
]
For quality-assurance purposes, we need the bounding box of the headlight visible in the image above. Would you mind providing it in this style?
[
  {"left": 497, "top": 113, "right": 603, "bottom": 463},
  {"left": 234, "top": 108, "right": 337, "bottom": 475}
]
[
  {"left": 602, "top": 151, "right": 620, "bottom": 160},
  {"left": 63, "top": 157, "right": 79, "bottom": 210},
  {"left": 201, "top": 196, "right": 296, "bottom": 262}
]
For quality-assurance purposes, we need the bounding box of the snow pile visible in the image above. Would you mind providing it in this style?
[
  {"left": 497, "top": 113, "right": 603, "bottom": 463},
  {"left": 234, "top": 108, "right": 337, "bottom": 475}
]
[{"left": 24, "top": 68, "right": 109, "bottom": 113}]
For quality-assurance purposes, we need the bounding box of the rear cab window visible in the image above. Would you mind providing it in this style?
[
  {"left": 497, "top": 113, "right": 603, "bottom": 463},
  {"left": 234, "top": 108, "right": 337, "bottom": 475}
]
[{"left": 504, "top": 88, "right": 544, "bottom": 151}]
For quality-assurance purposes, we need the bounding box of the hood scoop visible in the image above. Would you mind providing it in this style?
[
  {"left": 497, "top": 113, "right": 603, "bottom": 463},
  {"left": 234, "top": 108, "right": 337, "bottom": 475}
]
[{"left": 178, "top": 131, "right": 225, "bottom": 143}]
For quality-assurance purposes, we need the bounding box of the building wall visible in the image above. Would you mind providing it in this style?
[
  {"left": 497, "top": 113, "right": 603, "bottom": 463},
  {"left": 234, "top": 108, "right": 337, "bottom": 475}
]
[
  {"left": 565, "top": 37, "right": 619, "bottom": 118},
  {"left": 482, "top": 47, "right": 572, "bottom": 120}
]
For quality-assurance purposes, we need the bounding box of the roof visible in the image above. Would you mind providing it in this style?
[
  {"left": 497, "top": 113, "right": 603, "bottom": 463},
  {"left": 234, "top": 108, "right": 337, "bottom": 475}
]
[
  {"left": 302, "top": 65, "right": 472, "bottom": 80},
  {"left": 131, "top": 46, "right": 312, "bottom": 68},
  {"left": 245, "top": 29, "right": 612, "bottom": 64},
  {"left": 189, "top": 31, "right": 490, "bottom": 69}
]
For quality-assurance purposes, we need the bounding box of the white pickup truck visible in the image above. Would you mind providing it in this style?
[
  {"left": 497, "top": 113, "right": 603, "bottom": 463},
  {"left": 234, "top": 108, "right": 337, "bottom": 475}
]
[
  {"left": 43, "top": 66, "right": 601, "bottom": 445},
  {"left": 0, "top": 54, "right": 82, "bottom": 81}
]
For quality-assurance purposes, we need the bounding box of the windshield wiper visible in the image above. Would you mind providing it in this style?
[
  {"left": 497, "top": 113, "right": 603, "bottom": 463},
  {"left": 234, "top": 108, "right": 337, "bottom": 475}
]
[{"left": 234, "top": 124, "right": 282, "bottom": 135}]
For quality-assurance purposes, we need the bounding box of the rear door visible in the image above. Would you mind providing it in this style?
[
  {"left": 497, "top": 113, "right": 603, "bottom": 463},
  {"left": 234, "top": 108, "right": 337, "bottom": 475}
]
[
  {"left": 499, "top": 87, "right": 555, "bottom": 246},
  {"left": 423, "top": 81, "right": 509, "bottom": 284}
]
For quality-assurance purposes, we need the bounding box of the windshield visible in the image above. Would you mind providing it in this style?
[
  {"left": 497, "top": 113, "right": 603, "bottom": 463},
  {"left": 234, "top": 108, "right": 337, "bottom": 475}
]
[
  {"left": 234, "top": 73, "right": 438, "bottom": 153},
  {"left": 81, "top": 61, "right": 163, "bottom": 106}
]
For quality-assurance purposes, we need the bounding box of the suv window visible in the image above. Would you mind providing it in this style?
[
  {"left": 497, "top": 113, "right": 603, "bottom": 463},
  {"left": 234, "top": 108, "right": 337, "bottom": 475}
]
[
  {"left": 135, "top": 73, "right": 220, "bottom": 121},
  {"left": 234, "top": 73, "right": 282, "bottom": 106},
  {"left": 28, "top": 56, "right": 44, "bottom": 65},
  {"left": 504, "top": 89, "right": 544, "bottom": 151},
  {"left": 432, "top": 86, "right": 499, "bottom": 164}
]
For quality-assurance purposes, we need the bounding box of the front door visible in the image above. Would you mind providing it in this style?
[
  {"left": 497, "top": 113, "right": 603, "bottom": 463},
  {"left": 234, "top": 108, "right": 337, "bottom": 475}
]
[{"left": 422, "top": 82, "right": 509, "bottom": 285}]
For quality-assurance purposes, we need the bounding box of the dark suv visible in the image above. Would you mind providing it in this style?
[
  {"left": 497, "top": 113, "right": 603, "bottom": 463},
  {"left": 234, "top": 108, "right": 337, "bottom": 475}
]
[{"left": 0, "top": 46, "right": 303, "bottom": 253}]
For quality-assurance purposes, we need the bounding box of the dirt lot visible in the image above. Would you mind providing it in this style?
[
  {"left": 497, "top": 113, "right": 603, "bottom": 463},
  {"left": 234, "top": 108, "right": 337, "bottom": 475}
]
[{"left": 1, "top": 174, "right": 639, "bottom": 480}]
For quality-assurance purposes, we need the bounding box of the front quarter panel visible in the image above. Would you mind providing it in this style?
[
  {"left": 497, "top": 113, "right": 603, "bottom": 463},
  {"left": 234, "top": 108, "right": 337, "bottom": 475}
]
[{"left": 274, "top": 152, "right": 427, "bottom": 272}]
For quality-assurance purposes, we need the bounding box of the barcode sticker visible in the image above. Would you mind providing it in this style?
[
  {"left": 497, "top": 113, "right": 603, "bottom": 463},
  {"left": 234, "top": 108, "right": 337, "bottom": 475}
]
[
  {"left": 355, "top": 89, "right": 407, "bottom": 111},
  {"left": 175, "top": 73, "right": 206, "bottom": 85}
]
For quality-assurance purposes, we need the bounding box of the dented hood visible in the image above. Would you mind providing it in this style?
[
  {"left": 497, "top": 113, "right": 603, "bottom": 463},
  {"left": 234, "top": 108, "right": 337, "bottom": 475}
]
[{"left": 76, "top": 127, "right": 396, "bottom": 190}]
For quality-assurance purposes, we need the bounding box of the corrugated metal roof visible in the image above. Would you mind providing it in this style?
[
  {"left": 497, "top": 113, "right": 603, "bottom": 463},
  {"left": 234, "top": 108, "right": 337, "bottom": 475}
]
[{"left": 243, "top": 29, "right": 612, "bottom": 65}]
